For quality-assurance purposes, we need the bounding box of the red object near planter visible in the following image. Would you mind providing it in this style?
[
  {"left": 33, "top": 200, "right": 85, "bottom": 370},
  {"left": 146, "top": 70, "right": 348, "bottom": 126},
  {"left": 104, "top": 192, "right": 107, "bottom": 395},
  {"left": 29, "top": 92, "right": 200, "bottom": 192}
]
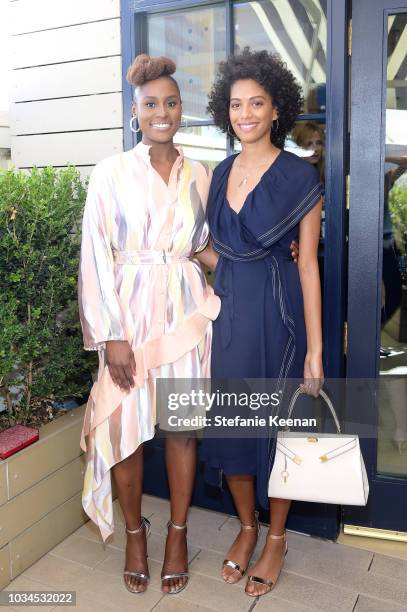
[{"left": 0, "top": 425, "right": 39, "bottom": 459}]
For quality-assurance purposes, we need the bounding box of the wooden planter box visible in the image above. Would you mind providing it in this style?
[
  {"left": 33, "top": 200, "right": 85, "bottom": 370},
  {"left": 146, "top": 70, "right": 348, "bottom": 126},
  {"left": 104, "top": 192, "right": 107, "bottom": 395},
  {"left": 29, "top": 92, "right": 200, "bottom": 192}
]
[{"left": 0, "top": 406, "right": 87, "bottom": 589}]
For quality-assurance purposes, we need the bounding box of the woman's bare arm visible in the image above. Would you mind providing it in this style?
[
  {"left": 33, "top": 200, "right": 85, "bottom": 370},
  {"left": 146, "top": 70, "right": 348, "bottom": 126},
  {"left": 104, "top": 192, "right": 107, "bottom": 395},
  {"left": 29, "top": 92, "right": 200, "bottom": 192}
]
[{"left": 297, "top": 197, "right": 324, "bottom": 395}]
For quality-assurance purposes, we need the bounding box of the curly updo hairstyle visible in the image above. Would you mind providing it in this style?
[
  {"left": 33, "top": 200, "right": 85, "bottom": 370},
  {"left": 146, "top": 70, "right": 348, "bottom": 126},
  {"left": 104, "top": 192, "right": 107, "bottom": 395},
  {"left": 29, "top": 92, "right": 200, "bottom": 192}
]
[
  {"left": 126, "top": 53, "right": 178, "bottom": 91},
  {"left": 207, "top": 48, "right": 303, "bottom": 149}
]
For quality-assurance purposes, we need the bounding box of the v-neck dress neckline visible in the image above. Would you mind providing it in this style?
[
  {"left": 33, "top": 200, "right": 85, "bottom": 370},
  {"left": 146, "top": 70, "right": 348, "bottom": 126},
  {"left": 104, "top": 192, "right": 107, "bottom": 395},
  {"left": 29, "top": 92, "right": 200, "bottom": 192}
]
[{"left": 224, "top": 149, "right": 284, "bottom": 216}]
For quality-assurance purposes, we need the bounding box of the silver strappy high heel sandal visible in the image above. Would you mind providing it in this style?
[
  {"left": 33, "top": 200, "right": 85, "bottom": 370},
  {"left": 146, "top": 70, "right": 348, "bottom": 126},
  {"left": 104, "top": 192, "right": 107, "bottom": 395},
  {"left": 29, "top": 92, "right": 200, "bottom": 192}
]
[
  {"left": 161, "top": 520, "right": 190, "bottom": 595},
  {"left": 222, "top": 510, "right": 260, "bottom": 583},
  {"left": 123, "top": 516, "right": 151, "bottom": 594},
  {"left": 245, "top": 529, "right": 288, "bottom": 597}
]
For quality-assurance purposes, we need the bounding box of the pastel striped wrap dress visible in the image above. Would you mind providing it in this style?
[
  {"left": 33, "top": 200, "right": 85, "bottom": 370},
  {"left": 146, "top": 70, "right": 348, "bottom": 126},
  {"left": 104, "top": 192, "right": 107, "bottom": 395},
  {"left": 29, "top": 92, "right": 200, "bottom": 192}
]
[{"left": 78, "top": 142, "right": 220, "bottom": 541}]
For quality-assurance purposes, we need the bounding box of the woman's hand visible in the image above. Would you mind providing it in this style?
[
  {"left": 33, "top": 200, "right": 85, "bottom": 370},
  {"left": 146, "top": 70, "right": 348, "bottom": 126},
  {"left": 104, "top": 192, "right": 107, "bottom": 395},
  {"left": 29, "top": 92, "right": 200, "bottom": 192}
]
[
  {"left": 105, "top": 340, "right": 136, "bottom": 392},
  {"left": 301, "top": 352, "right": 324, "bottom": 397},
  {"left": 290, "top": 239, "right": 299, "bottom": 263},
  {"left": 195, "top": 241, "right": 219, "bottom": 272}
]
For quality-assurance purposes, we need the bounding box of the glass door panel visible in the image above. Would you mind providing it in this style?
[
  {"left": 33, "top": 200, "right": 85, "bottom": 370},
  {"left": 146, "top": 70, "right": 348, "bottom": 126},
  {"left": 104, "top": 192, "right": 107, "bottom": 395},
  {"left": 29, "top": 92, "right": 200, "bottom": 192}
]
[
  {"left": 346, "top": 0, "right": 407, "bottom": 534},
  {"left": 378, "top": 13, "right": 407, "bottom": 477}
]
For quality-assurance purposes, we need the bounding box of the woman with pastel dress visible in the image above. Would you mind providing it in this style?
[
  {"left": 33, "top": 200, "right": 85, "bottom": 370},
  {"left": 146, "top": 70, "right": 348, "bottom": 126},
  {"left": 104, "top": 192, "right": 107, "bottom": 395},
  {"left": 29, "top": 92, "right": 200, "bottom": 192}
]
[
  {"left": 203, "top": 49, "right": 324, "bottom": 598},
  {"left": 78, "top": 55, "right": 220, "bottom": 595}
]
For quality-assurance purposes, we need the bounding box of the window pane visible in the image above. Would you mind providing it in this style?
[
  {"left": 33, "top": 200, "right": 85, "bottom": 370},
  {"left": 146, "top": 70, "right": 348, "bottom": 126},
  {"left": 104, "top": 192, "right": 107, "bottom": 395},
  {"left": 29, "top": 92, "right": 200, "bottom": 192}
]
[
  {"left": 174, "top": 125, "right": 226, "bottom": 168},
  {"left": 147, "top": 6, "right": 226, "bottom": 121},
  {"left": 233, "top": 0, "right": 327, "bottom": 114}
]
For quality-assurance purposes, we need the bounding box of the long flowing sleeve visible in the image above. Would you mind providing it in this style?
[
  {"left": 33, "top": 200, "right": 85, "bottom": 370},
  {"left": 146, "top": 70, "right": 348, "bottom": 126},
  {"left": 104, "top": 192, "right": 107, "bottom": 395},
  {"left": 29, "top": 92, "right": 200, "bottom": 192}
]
[
  {"left": 193, "top": 163, "right": 213, "bottom": 253},
  {"left": 78, "top": 164, "right": 125, "bottom": 350}
]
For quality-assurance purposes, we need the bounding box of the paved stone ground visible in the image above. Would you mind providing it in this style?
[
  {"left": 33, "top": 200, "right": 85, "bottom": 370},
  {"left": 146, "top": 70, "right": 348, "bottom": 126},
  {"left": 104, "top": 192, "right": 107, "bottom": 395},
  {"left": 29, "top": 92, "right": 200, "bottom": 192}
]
[{"left": 4, "top": 495, "right": 407, "bottom": 611}]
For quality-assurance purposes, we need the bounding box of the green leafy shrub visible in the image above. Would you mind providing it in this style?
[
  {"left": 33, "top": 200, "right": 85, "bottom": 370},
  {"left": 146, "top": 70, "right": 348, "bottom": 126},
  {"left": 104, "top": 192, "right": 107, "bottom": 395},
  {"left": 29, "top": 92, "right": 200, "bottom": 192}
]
[
  {"left": 389, "top": 181, "right": 407, "bottom": 255},
  {"left": 0, "top": 167, "right": 97, "bottom": 428}
]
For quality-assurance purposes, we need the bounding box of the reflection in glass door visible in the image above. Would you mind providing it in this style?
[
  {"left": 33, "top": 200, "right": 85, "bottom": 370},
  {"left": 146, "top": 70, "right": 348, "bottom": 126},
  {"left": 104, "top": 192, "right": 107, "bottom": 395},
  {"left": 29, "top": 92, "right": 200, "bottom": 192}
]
[
  {"left": 378, "top": 13, "right": 407, "bottom": 476},
  {"left": 147, "top": 5, "right": 227, "bottom": 166}
]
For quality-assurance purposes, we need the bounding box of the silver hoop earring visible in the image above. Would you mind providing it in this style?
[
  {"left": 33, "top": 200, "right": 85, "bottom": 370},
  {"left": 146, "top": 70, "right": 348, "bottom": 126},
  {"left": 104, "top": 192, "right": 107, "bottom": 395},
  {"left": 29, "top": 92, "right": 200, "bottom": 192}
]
[
  {"left": 182, "top": 115, "right": 189, "bottom": 129},
  {"left": 272, "top": 119, "right": 279, "bottom": 131},
  {"left": 130, "top": 116, "right": 141, "bottom": 134}
]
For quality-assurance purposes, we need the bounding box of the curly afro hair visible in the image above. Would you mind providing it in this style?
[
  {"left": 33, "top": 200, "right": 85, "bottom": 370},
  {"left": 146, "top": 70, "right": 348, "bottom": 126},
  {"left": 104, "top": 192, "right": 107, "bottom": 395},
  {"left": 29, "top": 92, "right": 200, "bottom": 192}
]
[
  {"left": 126, "top": 54, "right": 178, "bottom": 90},
  {"left": 207, "top": 48, "right": 303, "bottom": 149}
]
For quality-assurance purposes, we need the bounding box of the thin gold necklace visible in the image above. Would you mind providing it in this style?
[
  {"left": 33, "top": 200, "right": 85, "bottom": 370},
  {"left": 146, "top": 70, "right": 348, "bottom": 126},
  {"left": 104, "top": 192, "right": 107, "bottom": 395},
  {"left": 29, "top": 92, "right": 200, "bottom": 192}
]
[{"left": 236, "top": 155, "right": 277, "bottom": 188}]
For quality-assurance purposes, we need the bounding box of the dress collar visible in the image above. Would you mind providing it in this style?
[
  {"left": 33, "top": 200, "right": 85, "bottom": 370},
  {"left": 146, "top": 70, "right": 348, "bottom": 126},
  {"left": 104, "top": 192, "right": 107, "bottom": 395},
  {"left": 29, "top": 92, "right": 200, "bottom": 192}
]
[{"left": 133, "top": 140, "right": 184, "bottom": 166}]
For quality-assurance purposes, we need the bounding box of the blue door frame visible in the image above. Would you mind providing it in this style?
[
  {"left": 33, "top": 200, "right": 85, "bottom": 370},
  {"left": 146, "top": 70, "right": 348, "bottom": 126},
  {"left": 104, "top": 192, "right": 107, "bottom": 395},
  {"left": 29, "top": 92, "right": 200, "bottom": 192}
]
[
  {"left": 345, "top": 0, "right": 407, "bottom": 532},
  {"left": 120, "top": 0, "right": 349, "bottom": 539}
]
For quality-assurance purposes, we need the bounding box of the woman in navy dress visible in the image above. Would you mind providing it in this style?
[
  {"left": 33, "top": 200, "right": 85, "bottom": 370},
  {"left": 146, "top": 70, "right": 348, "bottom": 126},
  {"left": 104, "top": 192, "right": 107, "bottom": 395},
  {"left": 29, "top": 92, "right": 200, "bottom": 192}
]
[{"left": 203, "top": 49, "right": 324, "bottom": 597}]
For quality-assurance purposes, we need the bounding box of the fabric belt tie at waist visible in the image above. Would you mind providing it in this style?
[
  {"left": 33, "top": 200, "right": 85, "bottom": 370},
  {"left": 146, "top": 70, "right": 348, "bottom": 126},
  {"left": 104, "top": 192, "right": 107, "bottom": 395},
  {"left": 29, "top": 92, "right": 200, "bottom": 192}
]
[
  {"left": 214, "top": 250, "right": 294, "bottom": 350},
  {"left": 113, "top": 250, "right": 193, "bottom": 265}
]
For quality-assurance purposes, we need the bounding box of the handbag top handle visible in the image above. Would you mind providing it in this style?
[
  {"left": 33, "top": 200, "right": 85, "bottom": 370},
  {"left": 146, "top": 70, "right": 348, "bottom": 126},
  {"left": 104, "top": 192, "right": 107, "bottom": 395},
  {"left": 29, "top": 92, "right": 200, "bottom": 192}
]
[{"left": 286, "top": 387, "right": 341, "bottom": 434}]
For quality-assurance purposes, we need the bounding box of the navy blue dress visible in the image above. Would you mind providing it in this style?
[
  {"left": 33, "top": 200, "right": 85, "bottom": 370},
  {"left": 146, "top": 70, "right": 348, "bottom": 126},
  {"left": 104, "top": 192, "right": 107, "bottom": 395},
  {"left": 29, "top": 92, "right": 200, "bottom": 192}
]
[{"left": 203, "top": 150, "right": 322, "bottom": 509}]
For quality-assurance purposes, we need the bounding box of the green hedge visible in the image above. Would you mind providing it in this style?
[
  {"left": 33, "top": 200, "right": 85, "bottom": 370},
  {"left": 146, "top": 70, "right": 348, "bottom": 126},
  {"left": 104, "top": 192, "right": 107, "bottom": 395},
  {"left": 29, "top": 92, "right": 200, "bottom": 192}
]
[{"left": 0, "top": 166, "right": 97, "bottom": 427}]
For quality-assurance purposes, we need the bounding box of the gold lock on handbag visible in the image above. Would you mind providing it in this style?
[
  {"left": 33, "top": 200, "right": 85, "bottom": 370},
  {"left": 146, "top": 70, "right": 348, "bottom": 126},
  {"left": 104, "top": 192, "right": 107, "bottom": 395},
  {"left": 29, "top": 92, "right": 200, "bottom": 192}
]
[{"left": 268, "top": 387, "right": 369, "bottom": 505}]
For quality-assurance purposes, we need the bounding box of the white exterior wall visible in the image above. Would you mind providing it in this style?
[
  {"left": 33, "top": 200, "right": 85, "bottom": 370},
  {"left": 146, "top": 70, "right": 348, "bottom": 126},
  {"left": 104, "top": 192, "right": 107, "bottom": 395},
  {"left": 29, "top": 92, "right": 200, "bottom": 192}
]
[
  {"left": 9, "top": 0, "right": 124, "bottom": 178},
  {"left": 0, "top": 110, "right": 11, "bottom": 168}
]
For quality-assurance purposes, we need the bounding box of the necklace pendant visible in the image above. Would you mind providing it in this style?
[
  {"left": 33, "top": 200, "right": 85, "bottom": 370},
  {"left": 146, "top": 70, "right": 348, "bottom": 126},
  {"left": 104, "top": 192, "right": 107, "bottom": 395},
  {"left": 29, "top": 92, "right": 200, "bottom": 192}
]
[{"left": 238, "top": 176, "right": 248, "bottom": 188}]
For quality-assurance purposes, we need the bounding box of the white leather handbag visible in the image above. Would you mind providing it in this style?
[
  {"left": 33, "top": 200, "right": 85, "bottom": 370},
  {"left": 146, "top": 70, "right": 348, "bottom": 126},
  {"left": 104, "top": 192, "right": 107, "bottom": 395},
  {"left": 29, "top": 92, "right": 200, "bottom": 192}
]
[{"left": 268, "top": 387, "right": 369, "bottom": 505}]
